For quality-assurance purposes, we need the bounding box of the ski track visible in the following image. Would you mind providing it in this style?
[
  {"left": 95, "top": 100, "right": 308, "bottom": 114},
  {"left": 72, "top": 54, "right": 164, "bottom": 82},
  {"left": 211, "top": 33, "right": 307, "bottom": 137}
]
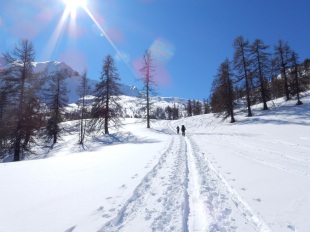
[
  {"left": 186, "top": 135, "right": 271, "bottom": 232},
  {"left": 97, "top": 121, "right": 273, "bottom": 232},
  {"left": 217, "top": 134, "right": 310, "bottom": 178},
  {"left": 98, "top": 131, "right": 188, "bottom": 232}
]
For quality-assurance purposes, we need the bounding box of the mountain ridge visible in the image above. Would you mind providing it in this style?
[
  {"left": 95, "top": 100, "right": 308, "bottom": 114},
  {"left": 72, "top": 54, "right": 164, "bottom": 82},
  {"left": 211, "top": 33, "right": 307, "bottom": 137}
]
[{"left": 32, "top": 60, "right": 189, "bottom": 104}]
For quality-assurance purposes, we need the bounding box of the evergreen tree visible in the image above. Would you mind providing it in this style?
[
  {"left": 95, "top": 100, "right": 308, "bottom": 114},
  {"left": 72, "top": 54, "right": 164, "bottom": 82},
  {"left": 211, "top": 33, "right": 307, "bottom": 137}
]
[
  {"left": 193, "top": 100, "right": 202, "bottom": 115},
  {"left": 172, "top": 103, "right": 179, "bottom": 120},
  {"left": 290, "top": 51, "right": 303, "bottom": 105},
  {"left": 155, "top": 107, "right": 165, "bottom": 119},
  {"left": 45, "top": 70, "right": 69, "bottom": 144},
  {"left": 165, "top": 106, "right": 173, "bottom": 120},
  {"left": 89, "top": 55, "right": 122, "bottom": 134},
  {"left": 203, "top": 98, "right": 211, "bottom": 114},
  {"left": 233, "top": 36, "right": 253, "bottom": 117},
  {"left": 274, "top": 39, "right": 292, "bottom": 101},
  {"left": 211, "top": 59, "right": 235, "bottom": 123},
  {"left": 301, "top": 59, "right": 310, "bottom": 90},
  {"left": 0, "top": 70, "right": 12, "bottom": 158},
  {"left": 138, "top": 50, "right": 157, "bottom": 128},
  {"left": 303, "top": 59, "right": 310, "bottom": 79},
  {"left": 77, "top": 70, "right": 91, "bottom": 144},
  {"left": 3, "top": 39, "right": 38, "bottom": 161},
  {"left": 250, "top": 39, "right": 271, "bottom": 110},
  {"left": 186, "top": 100, "right": 192, "bottom": 117}
]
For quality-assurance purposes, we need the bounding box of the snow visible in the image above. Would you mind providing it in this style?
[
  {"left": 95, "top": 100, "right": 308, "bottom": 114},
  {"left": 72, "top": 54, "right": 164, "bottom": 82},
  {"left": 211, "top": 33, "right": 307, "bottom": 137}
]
[{"left": 1, "top": 92, "right": 310, "bottom": 232}]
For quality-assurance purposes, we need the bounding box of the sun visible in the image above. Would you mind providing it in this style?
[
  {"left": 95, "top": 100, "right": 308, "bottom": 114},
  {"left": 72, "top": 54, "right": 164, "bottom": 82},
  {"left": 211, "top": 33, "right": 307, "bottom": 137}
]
[{"left": 63, "top": 0, "right": 87, "bottom": 10}]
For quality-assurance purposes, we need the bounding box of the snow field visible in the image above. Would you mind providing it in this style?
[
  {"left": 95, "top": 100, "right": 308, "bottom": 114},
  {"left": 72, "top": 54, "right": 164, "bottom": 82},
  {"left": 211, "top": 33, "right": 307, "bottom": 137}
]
[{"left": 1, "top": 93, "right": 310, "bottom": 232}]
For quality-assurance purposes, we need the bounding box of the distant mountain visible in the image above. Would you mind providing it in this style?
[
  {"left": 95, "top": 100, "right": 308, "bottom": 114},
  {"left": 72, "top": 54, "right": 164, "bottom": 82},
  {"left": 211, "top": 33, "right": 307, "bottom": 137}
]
[
  {"left": 31, "top": 61, "right": 188, "bottom": 105},
  {"left": 31, "top": 61, "right": 143, "bottom": 103}
]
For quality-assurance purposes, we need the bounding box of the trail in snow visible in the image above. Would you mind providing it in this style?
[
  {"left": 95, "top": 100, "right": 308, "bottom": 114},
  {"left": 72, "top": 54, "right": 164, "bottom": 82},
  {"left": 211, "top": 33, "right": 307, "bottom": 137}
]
[
  {"left": 98, "top": 121, "right": 272, "bottom": 232},
  {"left": 186, "top": 136, "right": 271, "bottom": 232},
  {"left": 98, "top": 133, "right": 188, "bottom": 232}
]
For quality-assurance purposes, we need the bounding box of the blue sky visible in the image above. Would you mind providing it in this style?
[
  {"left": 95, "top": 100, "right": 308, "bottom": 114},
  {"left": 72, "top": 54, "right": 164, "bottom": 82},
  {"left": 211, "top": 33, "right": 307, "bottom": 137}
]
[{"left": 1, "top": 0, "right": 310, "bottom": 100}]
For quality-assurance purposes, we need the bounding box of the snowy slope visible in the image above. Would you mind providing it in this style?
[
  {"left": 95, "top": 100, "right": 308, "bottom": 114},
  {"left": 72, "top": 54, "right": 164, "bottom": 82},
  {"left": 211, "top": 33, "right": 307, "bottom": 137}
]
[{"left": 0, "top": 92, "right": 309, "bottom": 232}]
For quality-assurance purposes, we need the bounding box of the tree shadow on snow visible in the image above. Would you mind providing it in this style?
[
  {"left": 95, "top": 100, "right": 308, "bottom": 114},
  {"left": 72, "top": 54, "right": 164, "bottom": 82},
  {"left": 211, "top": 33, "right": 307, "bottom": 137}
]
[
  {"left": 237, "top": 103, "right": 310, "bottom": 126},
  {"left": 87, "top": 131, "right": 160, "bottom": 151}
]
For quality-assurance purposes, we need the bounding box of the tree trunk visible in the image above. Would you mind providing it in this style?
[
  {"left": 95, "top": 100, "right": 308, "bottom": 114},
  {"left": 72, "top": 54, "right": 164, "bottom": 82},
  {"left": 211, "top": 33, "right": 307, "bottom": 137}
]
[
  {"left": 53, "top": 132, "right": 57, "bottom": 144},
  {"left": 241, "top": 50, "right": 252, "bottom": 117},
  {"left": 14, "top": 134, "right": 21, "bottom": 161},
  {"left": 146, "top": 81, "right": 150, "bottom": 128}
]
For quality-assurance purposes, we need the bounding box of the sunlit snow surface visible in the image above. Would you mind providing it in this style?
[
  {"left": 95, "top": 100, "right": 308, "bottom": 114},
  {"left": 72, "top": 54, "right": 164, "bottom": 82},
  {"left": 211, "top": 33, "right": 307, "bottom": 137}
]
[{"left": 1, "top": 91, "right": 309, "bottom": 232}]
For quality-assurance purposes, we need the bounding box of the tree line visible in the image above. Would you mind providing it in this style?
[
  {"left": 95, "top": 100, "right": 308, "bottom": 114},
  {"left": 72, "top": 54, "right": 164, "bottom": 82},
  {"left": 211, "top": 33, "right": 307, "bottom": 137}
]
[
  {"left": 210, "top": 36, "right": 310, "bottom": 123},
  {"left": 0, "top": 40, "right": 159, "bottom": 161}
]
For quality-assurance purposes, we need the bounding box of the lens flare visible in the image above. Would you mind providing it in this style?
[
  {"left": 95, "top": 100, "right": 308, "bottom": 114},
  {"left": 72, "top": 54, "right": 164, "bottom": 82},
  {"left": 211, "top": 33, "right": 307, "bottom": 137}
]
[{"left": 150, "top": 38, "right": 175, "bottom": 62}]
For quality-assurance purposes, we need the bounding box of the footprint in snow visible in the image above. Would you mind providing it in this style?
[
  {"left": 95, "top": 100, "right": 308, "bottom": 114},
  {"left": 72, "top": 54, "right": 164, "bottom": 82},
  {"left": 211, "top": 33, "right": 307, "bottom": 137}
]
[
  {"left": 102, "top": 214, "right": 111, "bottom": 218},
  {"left": 120, "top": 184, "right": 127, "bottom": 189},
  {"left": 97, "top": 206, "right": 104, "bottom": 211},
  {"left": 254, "top": 198, "right": 262, "bottom": 202},
  {"left": 287, "top": 225, "right": 296, "bottom": 231},
  {"left": 241, "top": 188, "right": 246, "bottom": 191},
  {"left": 131, "top": 174, "right": 138, "bottom": 179}
]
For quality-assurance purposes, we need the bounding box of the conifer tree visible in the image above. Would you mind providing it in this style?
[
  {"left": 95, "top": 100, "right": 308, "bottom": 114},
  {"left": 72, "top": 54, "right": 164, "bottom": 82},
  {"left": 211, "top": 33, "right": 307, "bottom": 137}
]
[
  {"left": 203, "top": 98, "right": 211, "bottom": 114},
  {"left": 0, "top": 70, "right": 12, "bottom": 158},
  {"left": 3, "top": 39, "right": 38, "bottom": 161},
  {"left": 89, "top": 55, "right": 122, "bottom": 134},
  {"left": 211, "top": 59, "right": 235, "bottom": 123},
  {"left": 233, "top": 36, "right": 253, "bottom": 117},
  {"left": 274, "top": 39, "right": 292, "bottom": 101},
  {"left": 138, "top": 50, "right": 157, "bottom": 128},
  {"left": 250, "top": 39, "right": 271, "bottom": 110},
  {"left": 77, "top": 70, "right": 91, "bottom": 144},
  {"left": 186, "top": 100, "right": 192, "bottom": 117},
  {"left": 172, "top": 103, "right": 179, "bottom": 120},
  {"left": 45, "top": 70, "right": 69, "bottom": 144},
  {"left": 290, "top": 51, "right": 303, "bottom": 105},
  {"left": 193, "top": 100, "right": 202, "bottom": 115},
  {"left": 165, "top": 106, "right": 173, "bottom": 120}
]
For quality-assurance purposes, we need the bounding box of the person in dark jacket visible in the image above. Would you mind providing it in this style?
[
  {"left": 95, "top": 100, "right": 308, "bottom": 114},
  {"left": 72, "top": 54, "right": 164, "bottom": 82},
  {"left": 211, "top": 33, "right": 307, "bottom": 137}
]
[
  {"left": 176, "top": 126, "right": 180, "bottom": 134},
  {"left": 181, "top": 125, "right": 186, "bottom": 136}
]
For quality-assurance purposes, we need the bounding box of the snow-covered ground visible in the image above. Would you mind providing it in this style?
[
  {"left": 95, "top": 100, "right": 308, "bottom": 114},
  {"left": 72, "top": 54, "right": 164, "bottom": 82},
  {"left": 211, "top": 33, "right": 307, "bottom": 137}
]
[{"left": 1, "top": 92, "right": 310, "bottom": 232}]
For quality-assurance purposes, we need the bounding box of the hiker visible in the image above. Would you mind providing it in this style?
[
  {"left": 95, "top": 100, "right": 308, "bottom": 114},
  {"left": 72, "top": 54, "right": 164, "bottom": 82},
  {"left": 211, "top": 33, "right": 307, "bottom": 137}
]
[
  {"left": 181, "top": 125, "right": 186, "bottom": 136},
  {"left": 176, "top": 126, "right": 180, "bottom": 134}
]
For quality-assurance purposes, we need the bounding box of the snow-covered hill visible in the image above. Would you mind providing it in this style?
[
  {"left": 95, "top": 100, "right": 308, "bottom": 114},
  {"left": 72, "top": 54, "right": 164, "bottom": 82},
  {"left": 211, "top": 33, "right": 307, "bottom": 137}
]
[{"left": 1, "top": 91, "right": 309, "bottom": 232}]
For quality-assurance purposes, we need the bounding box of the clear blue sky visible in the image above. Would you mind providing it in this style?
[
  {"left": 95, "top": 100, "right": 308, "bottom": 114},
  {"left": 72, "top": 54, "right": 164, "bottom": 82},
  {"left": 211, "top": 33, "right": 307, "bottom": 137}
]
[{"left": 1, "top": 0, "right": 310, "bottom": 100}]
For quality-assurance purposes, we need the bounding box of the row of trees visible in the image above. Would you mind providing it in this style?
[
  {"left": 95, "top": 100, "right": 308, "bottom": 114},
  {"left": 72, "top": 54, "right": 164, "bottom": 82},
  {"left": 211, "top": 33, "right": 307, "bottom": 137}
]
[
  {"left": 210, "top": 36, "right": 310, "bottom": 122},
  {"left": 0, "top": 39, "right": 74, "bottom": 161},
  {"left": 0, "top": 39, "right": 158, "bottom": 161},
  {"left": 186, "top": 99, "right": 210, "bottom": 117}
]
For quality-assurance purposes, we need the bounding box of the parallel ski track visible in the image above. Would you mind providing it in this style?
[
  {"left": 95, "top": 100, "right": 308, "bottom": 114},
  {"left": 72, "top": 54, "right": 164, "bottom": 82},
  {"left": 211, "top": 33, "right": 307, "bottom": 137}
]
[
  {"left": 99, "top": 121, "right": 272, "bottom": 232},
  {"left": 98, "top": 129, "right": 189, "bottom": 232},
  {"left": 168, "top": 121, "right": 271, "bottom": 232},
  {"left": 187, "top": 136, "right": 272, "bottom": 232}
]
